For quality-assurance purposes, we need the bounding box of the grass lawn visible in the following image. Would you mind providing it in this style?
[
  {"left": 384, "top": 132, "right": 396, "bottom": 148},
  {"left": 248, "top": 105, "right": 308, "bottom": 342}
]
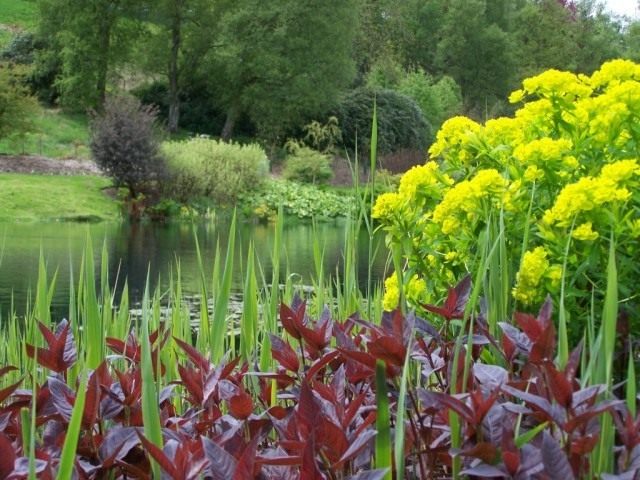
[
  {"left": 0, "top": 174, "right": 121, "bottom": 222},
  {"left": 0, "top": 28, "right": 11, "bottom": 49},
  {"left": 0, "top": 109, "right": 91, "bottom": 159},
  {"left": 0, "top": 0, "right": 37, "bottom": 30}
]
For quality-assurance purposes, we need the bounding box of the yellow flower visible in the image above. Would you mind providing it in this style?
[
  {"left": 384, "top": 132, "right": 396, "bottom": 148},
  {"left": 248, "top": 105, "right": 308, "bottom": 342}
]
[
  {"left": 433, "top": 169, "right": 507, "bottom": 233},
  {"left": 572, "top": 222, "right": 599, "bottom": 241},
  {"left": 545, "top": 160, "right": 639, "bottom": 227},
  {"left": 513, "top": 247, "right": 550, "bottom": 305},
  {"left": 372, "top": 192, "right": 402, "bottom": 221},
  {"left": 590, "top": 59, "right": 640, "bottom": 88},
  {"left": 524, "top": 165, "right": 544, "bottom": 182},
  {"left": 407, "top": 275, "right": 427, "bottom": 303},
  {"left": 513, "top": 138, "right": 573, "bottom": 168},
  {"left": 546, "top": 265, "right": 563, "bottom": 289},
  {"left": 509, "top": 89, "right": 525, "bottom": 103},
  {"left": 398, "top": 161, "right": 452, "bottom": 198},
  {"left": 600, "top": 159, "right": 640, "bottom": 183},
  {"left": 444, "top": 251, "right": 457, "bottom": 262},
  {"left": 382, "top": 274, "right": 400, "bottom": 311},
  {"left": 429, "top": 116, "right": 481, "bottom": 160},
  {"left": 521, "top": 69, "right": 592, "bottom": 100}
]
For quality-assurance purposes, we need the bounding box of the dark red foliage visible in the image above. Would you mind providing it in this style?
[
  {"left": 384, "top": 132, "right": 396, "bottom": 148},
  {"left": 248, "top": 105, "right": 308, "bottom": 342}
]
[
  {"left": 0, "top": 282, "right": 638, "bottom": 479},
  {"left": 25, "top": 319, "right": 77, "bottom": 373}
]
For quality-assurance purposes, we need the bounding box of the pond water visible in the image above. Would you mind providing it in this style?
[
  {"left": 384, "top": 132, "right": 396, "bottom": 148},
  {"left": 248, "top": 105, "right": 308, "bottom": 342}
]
[{"left": 0, "top": 219, "right": 389, "bottom": 319}]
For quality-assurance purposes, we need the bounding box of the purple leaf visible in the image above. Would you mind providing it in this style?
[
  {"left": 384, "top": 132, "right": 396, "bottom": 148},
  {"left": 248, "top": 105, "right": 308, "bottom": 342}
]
[
  {"left": 338, "top": 429, "right": 377, "bottom": 464},
  {"left": 346, "top": 469, "right": 390, "bottom": 480},
  {"left": 202, "top": 437, "right": 237, "bottom": 480},
  {"left": 460, "top": 462, "right": 506, "bottom": 477},
  {"left": 541, "top": 432, "right": 575, "bottom": 480}
]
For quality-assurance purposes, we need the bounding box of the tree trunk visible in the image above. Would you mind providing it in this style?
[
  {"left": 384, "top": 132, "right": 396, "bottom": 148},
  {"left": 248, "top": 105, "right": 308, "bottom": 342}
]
[
  {"left": 167, "top": 2, "right": 182, "bottom": 133},
  {"left": 96, "top": 16, "right": 112, "bottom": 109},
  {"left": 221, "top": 103, "right": 240, "bottom": 141}
]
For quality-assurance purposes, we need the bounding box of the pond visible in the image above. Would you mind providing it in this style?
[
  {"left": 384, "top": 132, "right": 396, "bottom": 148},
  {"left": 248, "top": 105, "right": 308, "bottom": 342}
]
[{"left": 0, "top": 219, "right": 389, "bottom": 319}]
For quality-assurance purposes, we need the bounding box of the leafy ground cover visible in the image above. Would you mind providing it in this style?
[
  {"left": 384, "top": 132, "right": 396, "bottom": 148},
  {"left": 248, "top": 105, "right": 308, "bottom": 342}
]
[
  {"left": 0, "top": 174, "right": 119, "bottom": 221},
  {"left": 240, "top": 180, "right": 356, "bottom": 221},
  {"left": 0, "top": 108, "right": 90, "bottom": 159}
]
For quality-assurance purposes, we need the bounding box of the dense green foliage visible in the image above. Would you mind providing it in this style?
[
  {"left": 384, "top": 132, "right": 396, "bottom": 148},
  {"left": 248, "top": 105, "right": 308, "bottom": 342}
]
[
  {"left": 0, "top": 64, "right": 37, "bottom": 140},
  {"left": 240, "top": 179, "right": 354, "bottom": 220},
  {"left": 163, "top": 137, "right": 269, "bottom": 205},
  {"left": 335, "top": 88, "right": 430, "bottom": 155},
  {"left": 1, "top": 0, "right": 636, "bottom": 156},
  {"left": 283, "top": 144, "right": 333, "bottom": 185},
  {"left": 89, "top": 95, "right": 165, "bottom": 196}
]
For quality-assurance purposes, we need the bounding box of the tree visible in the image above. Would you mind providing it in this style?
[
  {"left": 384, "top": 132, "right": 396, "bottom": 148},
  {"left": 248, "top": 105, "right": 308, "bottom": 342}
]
[
  {"left": 89, "top": 95, "right": 165, "bottom": 197},
  {"left": 37, "top": 0, "right": 143, "bottom": 110},
  {"left": 208, "top": 0, "right": 358, "bottom": 142},
  {"left": 435, "top": 0, "right": 516, "bottom": 113},
  {"left": 0, "top": 64, "right": 38, "bottom": 140},
  {"left": 137, "top": 0, "right": 215, "bottom": 133},
  {"left": 513, "top": 0, "right": 581, "bottom": 77}
]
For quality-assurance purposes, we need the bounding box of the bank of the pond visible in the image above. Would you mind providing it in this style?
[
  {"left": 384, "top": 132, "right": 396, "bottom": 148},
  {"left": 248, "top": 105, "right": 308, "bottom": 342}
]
[{"left": 0, "top": 173, "right": 120, "bottom": 222}]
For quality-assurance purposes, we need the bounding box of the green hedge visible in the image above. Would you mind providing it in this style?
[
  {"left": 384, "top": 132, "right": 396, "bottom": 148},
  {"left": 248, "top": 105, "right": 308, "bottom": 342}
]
[{"left": 163, "top": 138, "right": 269, "bottom": 205}]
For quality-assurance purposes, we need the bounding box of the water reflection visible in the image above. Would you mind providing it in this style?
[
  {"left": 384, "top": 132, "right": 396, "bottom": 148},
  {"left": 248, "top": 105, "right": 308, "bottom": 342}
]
[{"left": 0, "top": 220, "right": 389, "bottom": 318}]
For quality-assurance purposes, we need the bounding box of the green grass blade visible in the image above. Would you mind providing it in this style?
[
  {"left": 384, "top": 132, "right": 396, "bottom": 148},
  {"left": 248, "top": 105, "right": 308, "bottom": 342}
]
[
  {"left": 140, "top": 274, "right": 163, "bottom": 479},
  {"left": 240, "top": 242, "right": 258, "bottom": 362},
  {"left": 212, "top": 211, "right": 236, "bottom": 363},
  {"left": 57, "top": 372, "right": 88, "bottom": 480},
  {"left": 593, "top": 235, "right": 618, "bottom": 475},
  {"left": 627, "top": 341, "right": 636, "bottom": 417},
  {"left": 375, "top": 360, "right": 392, "bottom": 480}
]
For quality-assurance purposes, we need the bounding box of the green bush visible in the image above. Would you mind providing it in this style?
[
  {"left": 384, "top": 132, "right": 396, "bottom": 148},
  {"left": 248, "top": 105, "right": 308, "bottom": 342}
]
[
  {"left": 0, "top": 63, "right": 38, "bottom": 140},
  {"left": 397, "top": 71, "right": 462, "bottom": 131},
  {"left": 283, "top": 144, "right": 333, "bottom": 185},
  {"left": 163, "top": 137, "right": 269, "bottom": 205},
  {"left": 240, "top": 179, "right": 354, "bottom": 220},
  {"left": 0, "top": 32, "right": 38, "bottom": 64},
  {"left": 334, "top": 87, "right": 431, "bottom": 156}
]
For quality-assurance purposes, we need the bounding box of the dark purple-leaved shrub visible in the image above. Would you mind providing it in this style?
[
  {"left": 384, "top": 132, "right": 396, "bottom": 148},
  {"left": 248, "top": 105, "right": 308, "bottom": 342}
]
[{"left": 90, "top": 95, "right": 166, "bottom": 198}]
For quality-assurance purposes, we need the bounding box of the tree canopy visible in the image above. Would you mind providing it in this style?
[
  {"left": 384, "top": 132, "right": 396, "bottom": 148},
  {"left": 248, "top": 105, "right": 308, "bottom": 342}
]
[{"left": 2, "top": 0, "right": 635, "bottom": 145}]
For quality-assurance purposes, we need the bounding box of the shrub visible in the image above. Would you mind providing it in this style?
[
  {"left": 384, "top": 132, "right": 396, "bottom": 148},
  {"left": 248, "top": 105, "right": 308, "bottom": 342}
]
[
  {"left": 334, "top": 87, "right": 431, "bottom": 157},
  {"left": 397, "top": 71, "right": 463, "bottom": 131},
  {"left": 0, "top": 32, "right": 39, "bottom": 64},
  {"left": 374, "top": 59, "right": 640, "bottom": 338},
  {"left": 0, "top": 63, "right": 38, "bottom": 140},
  {"left": 283, "top": 143, "right": 333, "bottom": 185},
  {"left": 163, "top": 137, "right": 269, "bottom": 205},
  {"left": 89, "top": 95, "right": 166, "bottom": 197}
]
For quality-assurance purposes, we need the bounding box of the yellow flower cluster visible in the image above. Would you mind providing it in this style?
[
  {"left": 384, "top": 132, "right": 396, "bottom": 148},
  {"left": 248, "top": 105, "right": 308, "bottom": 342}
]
[
  {"left": 428, "top": 116, "right": 481, "bottom": 164},
  {"left": 513, "top": 138, "right": 574, "bottom": 169},
  {"left": 590, "top": 59, "right": 640, "bottom": 89},
  {"left": 432, "top": 169, "right": 507, "bottom": 234},
  {"left": 372, "top": 192, "right": 403, "bottom": 222},
  {"left": 513, "top": 247, "right": 557, "bottom": 305},
  {"left": 398, "top": 161, "right": 453, "bottom": 198},
  {"left": 572, "top": 222, "right": 599, "bottom": 241},
  {"left": 543, "top": 159, "right": 639, "bottom": 227},
  {"left": 518, "top": 69, "right": 592, "bottom": 102},
  {"left": 376, "top": 59, "right": 640, "bottom": 315},
  {"left": 382, "top": 274, "right": 427, "bottom": 311}
]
